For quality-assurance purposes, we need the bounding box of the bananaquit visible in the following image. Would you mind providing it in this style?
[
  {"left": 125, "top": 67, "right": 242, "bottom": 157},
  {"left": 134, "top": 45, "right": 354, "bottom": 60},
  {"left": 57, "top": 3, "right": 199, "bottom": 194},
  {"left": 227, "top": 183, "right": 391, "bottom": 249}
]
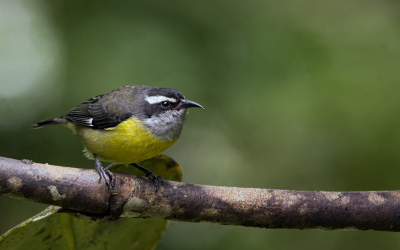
[{"left": 33, "top": 85, "right": 203, "bottom": 189}]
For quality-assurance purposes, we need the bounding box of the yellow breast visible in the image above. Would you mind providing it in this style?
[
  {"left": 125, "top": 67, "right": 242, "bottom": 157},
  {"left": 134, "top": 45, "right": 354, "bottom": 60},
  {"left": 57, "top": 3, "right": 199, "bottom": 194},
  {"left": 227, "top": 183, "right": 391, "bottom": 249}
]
[{"left": 73, "top": 117, "right": 177, "bottom": 164}]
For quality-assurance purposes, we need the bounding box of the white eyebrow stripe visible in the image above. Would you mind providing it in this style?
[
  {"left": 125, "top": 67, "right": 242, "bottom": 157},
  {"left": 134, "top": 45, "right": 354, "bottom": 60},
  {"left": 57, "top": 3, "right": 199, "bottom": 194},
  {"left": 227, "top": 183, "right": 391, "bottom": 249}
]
[{"left": 145, "top": 95, "right": 177, "bottom": 104}]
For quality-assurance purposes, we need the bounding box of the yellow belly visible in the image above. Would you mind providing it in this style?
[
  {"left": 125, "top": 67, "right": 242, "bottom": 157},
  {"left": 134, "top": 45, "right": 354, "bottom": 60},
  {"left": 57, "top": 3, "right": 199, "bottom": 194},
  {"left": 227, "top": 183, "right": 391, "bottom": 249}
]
[{"left": 72, "top": 117, "right": 177, "bottom": 163}]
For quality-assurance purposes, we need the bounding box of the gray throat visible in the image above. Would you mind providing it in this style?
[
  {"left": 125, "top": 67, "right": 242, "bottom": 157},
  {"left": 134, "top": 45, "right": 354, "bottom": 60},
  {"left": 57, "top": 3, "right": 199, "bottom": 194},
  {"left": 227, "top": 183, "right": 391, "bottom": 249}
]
[{"left": 142, "top": 109, "right": 188, "bottom": 141}]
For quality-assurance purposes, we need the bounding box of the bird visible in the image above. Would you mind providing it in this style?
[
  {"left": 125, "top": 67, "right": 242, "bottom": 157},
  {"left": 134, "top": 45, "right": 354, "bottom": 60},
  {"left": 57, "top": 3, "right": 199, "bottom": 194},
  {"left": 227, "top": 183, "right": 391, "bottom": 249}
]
[{"left": 32, "top": 85, "right": 203, "bottom": 190}]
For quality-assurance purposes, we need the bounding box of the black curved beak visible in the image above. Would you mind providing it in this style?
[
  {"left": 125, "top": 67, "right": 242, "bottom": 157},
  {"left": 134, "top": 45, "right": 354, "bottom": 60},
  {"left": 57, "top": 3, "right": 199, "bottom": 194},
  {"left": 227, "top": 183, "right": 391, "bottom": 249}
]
[{"left": 179, "top": 99, "right": 204, "bottom": 109}]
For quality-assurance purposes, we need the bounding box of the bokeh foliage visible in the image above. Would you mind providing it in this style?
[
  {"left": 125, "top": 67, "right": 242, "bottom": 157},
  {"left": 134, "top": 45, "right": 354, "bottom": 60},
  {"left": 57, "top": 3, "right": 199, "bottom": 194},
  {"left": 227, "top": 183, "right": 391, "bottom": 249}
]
[{"left": 1, "top": 0, "right": 400, "bottom": 249}]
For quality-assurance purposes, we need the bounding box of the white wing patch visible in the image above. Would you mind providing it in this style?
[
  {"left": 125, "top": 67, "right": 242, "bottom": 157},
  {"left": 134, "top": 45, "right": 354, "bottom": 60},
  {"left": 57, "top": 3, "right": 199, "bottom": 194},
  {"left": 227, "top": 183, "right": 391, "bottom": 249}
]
[
  {"left": 145, "top": 95, "right": 177, "bottom": 104},
  {"left": 87, "top": 118, "right": 94, "bottom": 126},
  {"left": 71, "top": 117, "right": 93, "bottom": 127}
]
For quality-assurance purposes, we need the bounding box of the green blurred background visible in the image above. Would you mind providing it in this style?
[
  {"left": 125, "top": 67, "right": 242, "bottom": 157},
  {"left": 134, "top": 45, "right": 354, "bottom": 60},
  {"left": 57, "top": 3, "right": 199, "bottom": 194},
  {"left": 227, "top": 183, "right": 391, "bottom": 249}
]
[{"left": 2, "top": 0, "right": 400, "bottom": 249}]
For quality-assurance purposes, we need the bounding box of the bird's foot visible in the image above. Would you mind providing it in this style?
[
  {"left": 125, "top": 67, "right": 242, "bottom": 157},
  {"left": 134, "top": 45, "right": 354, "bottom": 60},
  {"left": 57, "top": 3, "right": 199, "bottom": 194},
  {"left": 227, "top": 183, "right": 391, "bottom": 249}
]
[
  {"left": 131, "top": 163, "right": 162, "bottom": 192},
  {"left": 146, "top": 172, "right": 163, "bottom": 192},
  {"left": 94, "top": 154, "right": 115, "bottom": 190}
]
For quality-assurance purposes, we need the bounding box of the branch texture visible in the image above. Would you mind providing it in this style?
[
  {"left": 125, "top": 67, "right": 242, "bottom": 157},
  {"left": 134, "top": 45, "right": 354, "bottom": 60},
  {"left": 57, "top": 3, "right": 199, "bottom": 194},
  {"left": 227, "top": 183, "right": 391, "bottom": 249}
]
[{"left": 1, "top": 156, "right": 400, "bottom": 231}]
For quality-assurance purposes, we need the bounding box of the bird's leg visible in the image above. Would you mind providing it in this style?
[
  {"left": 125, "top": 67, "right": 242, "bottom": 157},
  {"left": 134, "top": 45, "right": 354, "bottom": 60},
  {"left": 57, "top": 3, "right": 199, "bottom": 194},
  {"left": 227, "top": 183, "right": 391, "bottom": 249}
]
[
  {"left": 130, "top": 163, "right": 162, "bottom": 192},
  {"left": 93, "top": 153, "right": 115, "bottom": 189}
]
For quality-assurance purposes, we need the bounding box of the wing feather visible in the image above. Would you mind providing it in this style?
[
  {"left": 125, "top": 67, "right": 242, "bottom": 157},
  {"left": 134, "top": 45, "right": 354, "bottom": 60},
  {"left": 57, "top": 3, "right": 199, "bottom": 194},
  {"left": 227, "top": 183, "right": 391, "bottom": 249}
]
[{"left": 65, "top": 93, "right": 133, "bottom": 129}]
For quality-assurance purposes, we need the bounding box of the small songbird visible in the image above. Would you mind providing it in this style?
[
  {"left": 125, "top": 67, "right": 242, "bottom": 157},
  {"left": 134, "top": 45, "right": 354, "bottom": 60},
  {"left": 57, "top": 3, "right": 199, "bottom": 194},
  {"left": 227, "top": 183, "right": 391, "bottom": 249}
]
[{"left": 32, "top": 85, "right": 203, "bottom": 189}]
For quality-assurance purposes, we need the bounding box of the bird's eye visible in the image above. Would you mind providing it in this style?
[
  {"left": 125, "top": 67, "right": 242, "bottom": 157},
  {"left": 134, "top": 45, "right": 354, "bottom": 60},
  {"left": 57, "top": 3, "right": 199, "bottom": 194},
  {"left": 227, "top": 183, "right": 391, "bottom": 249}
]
[{"left": 161, "top": 101, "right": 170, "bottom": 108}]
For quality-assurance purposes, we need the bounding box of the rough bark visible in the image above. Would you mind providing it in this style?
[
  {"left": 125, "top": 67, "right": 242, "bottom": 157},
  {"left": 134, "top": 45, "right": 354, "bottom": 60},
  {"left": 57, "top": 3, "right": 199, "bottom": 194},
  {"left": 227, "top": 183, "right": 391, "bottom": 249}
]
[{"left": 1, "top": 156, "right": 400, "bottom": 231}]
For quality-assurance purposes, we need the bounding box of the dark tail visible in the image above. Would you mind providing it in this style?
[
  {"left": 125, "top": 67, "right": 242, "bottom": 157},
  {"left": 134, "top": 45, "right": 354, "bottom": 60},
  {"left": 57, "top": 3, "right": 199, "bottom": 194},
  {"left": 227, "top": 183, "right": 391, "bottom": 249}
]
[{"left": 32, "top": 118, "right": 60, "bottom": 129}]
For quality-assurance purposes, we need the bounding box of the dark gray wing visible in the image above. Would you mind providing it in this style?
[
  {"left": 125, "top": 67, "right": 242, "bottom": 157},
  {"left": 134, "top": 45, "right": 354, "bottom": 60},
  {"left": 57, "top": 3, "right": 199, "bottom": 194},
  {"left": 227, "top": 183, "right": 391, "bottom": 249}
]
[{"left": 65, "top": 94, "right": 133, "bottom": 129}]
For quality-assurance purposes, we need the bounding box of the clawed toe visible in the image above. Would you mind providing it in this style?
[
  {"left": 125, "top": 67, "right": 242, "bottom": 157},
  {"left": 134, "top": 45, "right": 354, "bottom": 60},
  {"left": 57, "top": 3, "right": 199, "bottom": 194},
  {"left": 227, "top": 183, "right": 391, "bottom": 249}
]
[
  {"left": 130, "top": 162, "right": 163, "bottom": 192},
  {"left": 94, "top": 153, "right": 115, "bottom": 191},
  {"left": 147, "top": 173, "right": 162, "bottom": 192}
]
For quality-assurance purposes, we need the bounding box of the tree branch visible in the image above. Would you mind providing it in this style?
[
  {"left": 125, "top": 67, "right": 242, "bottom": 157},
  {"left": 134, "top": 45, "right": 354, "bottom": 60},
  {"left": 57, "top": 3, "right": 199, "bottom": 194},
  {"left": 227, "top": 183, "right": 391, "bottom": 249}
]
[{"left": 1, "top": 156, "right": 400, "bottom": 231}]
